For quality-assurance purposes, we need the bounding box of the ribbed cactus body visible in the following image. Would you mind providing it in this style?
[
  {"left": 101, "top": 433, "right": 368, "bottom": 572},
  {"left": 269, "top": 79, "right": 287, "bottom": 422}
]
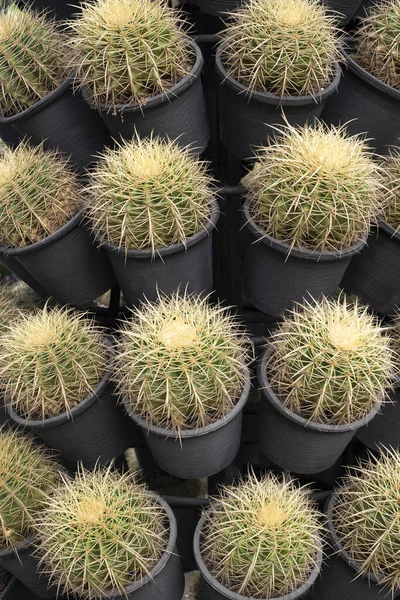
[{"left": 382, "top": 149, "right": 400, "bottom": 228}]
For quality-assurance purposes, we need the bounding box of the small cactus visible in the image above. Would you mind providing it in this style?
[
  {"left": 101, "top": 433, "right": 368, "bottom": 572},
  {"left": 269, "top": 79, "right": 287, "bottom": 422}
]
[
  {"left": 356, "top": 0, "right": 400, "bottom": 90},
  {"left": 267, "top": 295, "right": 395, "bottom": 425},
  {"left": 87, "top": 137, "right": 215, "bottom": 255},
  {"left": 0, "top": 428, "right": 60, "bottom": 549},
  {"left": 332, "top": 448, "right": 400, "bottom": 594},
  {"left": 0, "top": 6, "right": 66, "bottom": 116},
  {"left": 381, "top": 149, "right": 400, "bottom": 229},
  {"left": 36, "top": 465, "right": 168, "bottom": 599},
  {"left": 202, "top": 473, "right": 322, "bottom": 598},
  {"left": 221, "top": 0, "right": 339, "bottom": 97},
  {"left": 113, "top": 291, "right": 250, "bottom": 432},
  {"left": 0, "top": 143, "right": 82, "bottom": 249},
  {"left": 242, "top": 122, "right": 382, "bottom": 252},
  {"left": 0, "top": 305, "right": 108, "bottom": 420},
  {"left": 69, "top": 0, "right": 192, "bottom": 111}
]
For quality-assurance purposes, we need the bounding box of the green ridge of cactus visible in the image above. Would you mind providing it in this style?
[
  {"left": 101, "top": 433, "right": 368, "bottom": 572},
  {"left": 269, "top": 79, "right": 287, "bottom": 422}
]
[
  {"left": 381, "top": 148, "right": 400, "bottom": 229},
  {"left": 0, "top": 305, "right": 108, "bottom": 420},
  {"left": 221, "top": 0, "right": 339, "bottom": 97},
  {"left": 356, "top": 0, "right": 400, "bottom": 90},
  {"left": 202, "top": 473, "right": 322, "bottom": 599},
  {"left": 113, "top": 291, "right": 250, "bottom": 432},
  {"left": 69, "top": 0, "right": 192, "bottom": 110},
  {"left": 36, "top": 465, "right": 168, "bottom": 600},
  {"left": 0, "top": 6, "right": 66, "bottom": 117},
  {"left": 267, "top": 295, "right": 395, "bottom": 425},
  {"left": 0, "top": 142, "right": 82, "bottom": 249},
  {"left": 242, "top": 122, "right": 382, "bottom": 252},
  {"left": 87, "top": 137, "right": 215, "bottom": 255},
  {"left": 0, "top": 287, "right": 25, "bottom": 338},
  {"left": 332, "top": 448, "right": 400, "bottom": 595},
  {"left": 0, "top": 428, "right": 60, "bottom": 549}
]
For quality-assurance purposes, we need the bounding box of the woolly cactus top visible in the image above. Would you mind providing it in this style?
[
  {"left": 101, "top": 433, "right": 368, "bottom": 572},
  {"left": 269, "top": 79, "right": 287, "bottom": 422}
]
[
  {"left": 242, "top": 122, "right": 381, "bottom": 252},
  {"left": 332, "top": 448, "right": 400, "bottom": 594},
  {"left": 69, "top": 0, "right": 191, "bottom": 110},
  {"left": 0, "top": 306, "right": 108, "bottom": 420},
  {"left": 36, "top": 466, "right": 168, "bottom": 599},
  {"left": 221, "top": 0, "right": 339, "bottom": 97},
  {"left": 202, "top": 473, "right": 322, "bottom": 598},
  {"left": 356, "top": 0, "right": 400, "bottom": 90},
  {"left": 113, "top": 291, "right": 250, "bottom": 432},
  {"left": 267, "top": 296, "right": 394, "bottom": 425},
  {"left": 87, "top": 137, "right": 215, "bottom": 254}
]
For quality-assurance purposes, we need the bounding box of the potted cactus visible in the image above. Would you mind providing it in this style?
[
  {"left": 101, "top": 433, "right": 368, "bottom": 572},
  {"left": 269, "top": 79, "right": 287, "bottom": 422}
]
[
  {"left": 322, "top": 0, "right": 400, "bottom": 154},
  {"left": 69, "top": 0, "right": 209, "bottom": 151},
  {"left": 113, "top": 291, "right": 251, "bottom": 479},
  {"left": 194, "top": 473, "right": 323, "bottom": 600},
  {"left": 36, "top": 466, "right": 184, "bottom": 600},
  {"left": 1, "top": 306, "right": 136, "bottom": 469},
  {"left": 309, "top": 449, "right": 400, "bottom": 599},
  {"left": 242, "top": 122, "right": 380, "bottom": 317},
  {"left": 87, "top": 136, "right": 218, "bottom": 305},
  {"left": 215, "top": 0, "right": 341, "bottom": 161},
  {"left": 0, "top": 429, "right": 61, "bottom": 598},
  {"left": 257, "top": 296, "right": 395, "bottom": 474},
  {"left": 0, "top": 143, "right": 115, "bottom": 305},
  {"left": 0, "top": 6, "right": 109, "bottom": 172}
]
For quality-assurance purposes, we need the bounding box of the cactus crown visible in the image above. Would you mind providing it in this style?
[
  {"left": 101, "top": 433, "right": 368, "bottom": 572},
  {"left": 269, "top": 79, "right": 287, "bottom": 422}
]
[
  {"left": 202, "top": 473, "right": 322, "bottom": 598},
  {"left": 69, "top": 0, "right": 192, "bottom": 110},
  {"left": 332, "top": 448, "right": 400, "bottom": 594},
  {"left": 0, "top": 7, "right": 66, "bottom": 117},
  {"left": 381, "top": 149, "right": 400, "bottom": 229},
  {"left": 87, "top": 137, "right": 215, "bottom": 255},
  {"left": 36, "top": 465, "right": 168, "bottom": 599},
  {"left": 0, "top": 305, "right": 108, "bottom": 420},
  {"left": 242, "top": 122, "right": 381, "bottom": 252},
  {"left": 221, "top": 0, "right": 339, "bottom": 97},
  {"left": 356, "top": 0, "right": 400, "bottom": 90},
  {"left": 0, "top": 428, "right": 60, "bottom": 549},
  {"left": 113, "top": 291, "right": 250, "bottom": 432},
  {"left": 267, "top": 295, "right": 394, "bottom": 425},
  {"left": 0, "top": 143, "right": 82, "bottom": 249}
]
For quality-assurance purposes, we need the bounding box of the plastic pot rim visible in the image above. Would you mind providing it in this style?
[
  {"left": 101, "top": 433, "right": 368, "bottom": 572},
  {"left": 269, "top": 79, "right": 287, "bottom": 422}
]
[
  {"left": 193, "top": 506, "right": 323, "bottom": 600},
  {"left": 215, "top": 43, "right": 341, "bottom": 106},
  {"left": 83, "top": 41, "right": 204, "bottom": 115},
  {"left": 257, "top": 346, "right": 381, "bottom": 434},
  {"left": 0, "top": 534, "right": 37, "bottom": 560},
  {"left": 123, "top": 367, "right": 251, "bottom": 439},
  {"left": 376, "top": 216, "right": 400, "bottom": 242},
  {"left": 243, "top": 200, "right": 367, "bottom": 262}
]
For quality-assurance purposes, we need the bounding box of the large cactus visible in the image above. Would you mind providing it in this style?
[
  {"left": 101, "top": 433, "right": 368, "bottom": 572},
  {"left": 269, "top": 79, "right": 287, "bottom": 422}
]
[{"left": 381, "top": 149, "right": 400, "bottom": 228}]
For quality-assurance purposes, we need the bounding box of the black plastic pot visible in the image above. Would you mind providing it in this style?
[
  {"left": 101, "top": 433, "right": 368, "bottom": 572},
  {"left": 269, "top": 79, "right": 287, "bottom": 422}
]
[
  {"left": 323, "top": 0, "right": 363, "bottom": 26},
  {"left": 4, "top": 210, "right": 116, "bottom": 306},
  {"left": 308, "top": 494, "right": 400, "bottom": 600},
  {"left": 356, "top": 381, "right": 400, "bottom": 450},
  {"left": 85, "top": 42, "right": 209, "bottom": 153},
  {"left": 189, "top": 0, "right": 242, "bottom": 15},
  {"left": 322, "top": 44, "right": 400, "bottom": 154},
  {"left": 216, "top": 44, "right": 341, "bottom": 160},
  {"left": 257, "top": 347, "right": 381, "bottom": 475},
  {"left": 0, "top": 123, "right": 20, "bottom": 149},
  {"left": 0, "top": 252, "right": 47, "bottom": 297},
  {"left": 342, "top": 219, "right": 400, "bottom": 315},
  {"left": 16, "top": 0, "right": 83, "bottom": 20},
  {"left": 124, "top": 370, "right": 251, "bottom": 479},
  {"left": 242, "top": 201, "right": 366, "bottom": 318},
  {"left": 1, "top": 577, "right": 44, "bottom": 600},
  {"left": 194, "top": 506, "right": 323, "bottom": 600},
  {"left": 102, "top": 201, "right": 219, "bottom": 306},
  {"left": 0, "top": 78, "right": 111, "bottom": 173},
  {"left": 7, "top": 374, "right": 139, "bottom": 470}
]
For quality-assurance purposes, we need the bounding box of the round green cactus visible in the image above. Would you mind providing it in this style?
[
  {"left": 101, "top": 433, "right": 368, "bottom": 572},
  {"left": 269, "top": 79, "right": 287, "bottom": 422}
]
[
  {"left": 332, "top": 448, "right": 400, "bottom": 594},
  {"left": 202, "top": 473, "right": 322, "bottom": 598},
  {"left": 268, "top": 295, "right": 395, "bottom": 425},
  {"left": 381, "top": 149, "right": 400, "bottom": 229},
  {"left": 242, "top": 122, "right": 381, "bottom": 252},
  {"left": 36, "top": 465, "right": 168, "bottom": 599},
  {"left": 0, "top": 305, "right": 108, "bottom": 420},
  {"left": 356, "top": 0, "right": 400, "bottom": 90},
  {"left": 113, "top": 291, "right": 250, "bottom": 432},
  {"left": 221, "top": 0, "right": 339, "bottom": 97},
  {"left": 0, "top": 143, "right": 82, "bottom": 249},
  {"left": 69, "top": 0, "right": 192, "bottom": 111},
  {"left": 0, "top": 428, "right": 60, "bottom": 549},
  {"left": 0, "top": 6, "right": 66, "bottom": 117},
  {"left": 87, "top": 137, "right": 215, "bottom": 254}
]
